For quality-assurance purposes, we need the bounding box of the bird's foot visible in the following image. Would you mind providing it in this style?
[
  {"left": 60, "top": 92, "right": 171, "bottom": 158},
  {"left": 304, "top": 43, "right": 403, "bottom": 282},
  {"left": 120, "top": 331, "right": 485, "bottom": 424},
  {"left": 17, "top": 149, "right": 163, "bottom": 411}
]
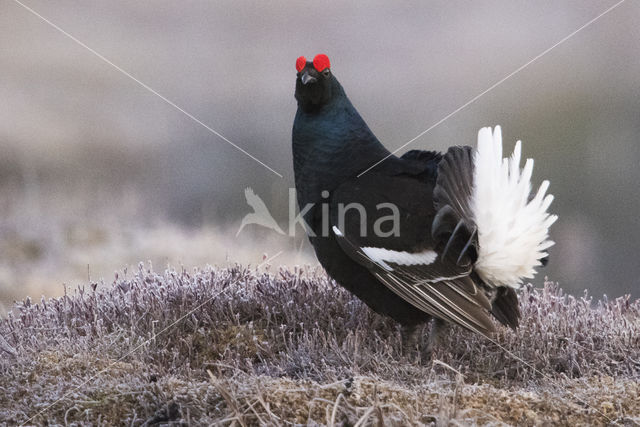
[
  {"left": 400, "top": 323, "right": 421, "bottom": 362},
  {"left": 401, "top": 323, "right": 436, "bottom": 364},
  {"left": 424, "top": 318, "right": 448, "bottom": 359},
  {"left": 401, "top": 319, "right": 449, "bottom": 363}
]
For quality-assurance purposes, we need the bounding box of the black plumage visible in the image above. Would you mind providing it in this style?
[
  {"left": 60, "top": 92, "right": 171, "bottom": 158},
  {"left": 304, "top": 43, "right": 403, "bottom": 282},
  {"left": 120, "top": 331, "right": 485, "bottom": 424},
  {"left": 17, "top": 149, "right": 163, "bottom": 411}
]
[{"left": 291, "top": 55, "right": 521, "bottom": 345}]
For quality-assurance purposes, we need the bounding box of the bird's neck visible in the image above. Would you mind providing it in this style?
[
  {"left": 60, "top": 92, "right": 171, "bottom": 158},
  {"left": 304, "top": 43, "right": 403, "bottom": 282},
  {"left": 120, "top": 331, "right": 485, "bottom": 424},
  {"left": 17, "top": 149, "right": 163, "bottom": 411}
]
[{"left": 292, "top": 81, "right": 390, "bottom": 206}]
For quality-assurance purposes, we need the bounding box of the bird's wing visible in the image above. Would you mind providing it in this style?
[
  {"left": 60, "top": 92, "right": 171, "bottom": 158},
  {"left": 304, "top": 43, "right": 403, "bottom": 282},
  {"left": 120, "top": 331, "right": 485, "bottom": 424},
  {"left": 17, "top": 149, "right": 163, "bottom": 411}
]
[{"left": 329, "top": 172, "right": 495, "bottom": 336}]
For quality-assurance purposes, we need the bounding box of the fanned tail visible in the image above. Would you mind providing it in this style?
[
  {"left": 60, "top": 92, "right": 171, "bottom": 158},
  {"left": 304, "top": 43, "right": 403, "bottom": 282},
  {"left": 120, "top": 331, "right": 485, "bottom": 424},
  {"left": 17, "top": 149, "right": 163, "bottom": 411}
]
[
  {"left": 432, "top": 146, "right": 479, "bottom": 267},
  {"left": 433, "top": 126, "right": 557, "bottom": 290},
  {"left": 472, "top": 126, "right": 558, "bottom": 288}
]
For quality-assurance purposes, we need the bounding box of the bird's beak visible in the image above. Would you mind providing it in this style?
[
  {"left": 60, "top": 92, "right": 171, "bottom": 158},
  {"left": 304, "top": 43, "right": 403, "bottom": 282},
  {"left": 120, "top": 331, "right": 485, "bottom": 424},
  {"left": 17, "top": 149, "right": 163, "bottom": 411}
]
[{"left": 301, "top": 72, "right": 317, "bottom": 85}]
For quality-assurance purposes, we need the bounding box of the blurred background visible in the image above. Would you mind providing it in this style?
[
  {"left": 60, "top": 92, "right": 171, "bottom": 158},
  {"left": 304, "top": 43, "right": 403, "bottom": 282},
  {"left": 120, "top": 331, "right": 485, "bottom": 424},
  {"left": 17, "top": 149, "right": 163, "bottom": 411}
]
[{"left": 1, "top": 0, "right": 638, "bottom": 312}]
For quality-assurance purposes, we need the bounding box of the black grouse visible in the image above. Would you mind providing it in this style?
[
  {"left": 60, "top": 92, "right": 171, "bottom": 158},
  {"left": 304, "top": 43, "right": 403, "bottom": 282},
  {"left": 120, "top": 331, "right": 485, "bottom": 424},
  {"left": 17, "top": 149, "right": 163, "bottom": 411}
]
[{"left": 291, "top": 54, "right": 557, "bottom": 352}]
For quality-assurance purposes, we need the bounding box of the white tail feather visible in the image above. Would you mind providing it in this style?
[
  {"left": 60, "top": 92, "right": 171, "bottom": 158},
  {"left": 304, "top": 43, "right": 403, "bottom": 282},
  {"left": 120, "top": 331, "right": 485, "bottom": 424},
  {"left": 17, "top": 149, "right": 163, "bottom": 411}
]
[{"left": 472, "top": 126, "right": 558, "bottom": 288}]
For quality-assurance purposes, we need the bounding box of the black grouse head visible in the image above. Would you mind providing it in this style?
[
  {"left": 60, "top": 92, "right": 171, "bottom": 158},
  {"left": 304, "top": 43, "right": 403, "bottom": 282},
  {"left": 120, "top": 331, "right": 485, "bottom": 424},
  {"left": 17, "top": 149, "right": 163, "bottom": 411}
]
[{"left": 294, "top": 54, "right": 334, "bottom": 113}]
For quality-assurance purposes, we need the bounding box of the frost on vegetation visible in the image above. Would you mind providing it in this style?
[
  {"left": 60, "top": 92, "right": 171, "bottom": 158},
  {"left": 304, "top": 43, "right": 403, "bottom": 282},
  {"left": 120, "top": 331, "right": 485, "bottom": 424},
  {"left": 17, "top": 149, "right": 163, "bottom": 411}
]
[{"left": 0, "top": 264, "right": 638, "bottom": 425}]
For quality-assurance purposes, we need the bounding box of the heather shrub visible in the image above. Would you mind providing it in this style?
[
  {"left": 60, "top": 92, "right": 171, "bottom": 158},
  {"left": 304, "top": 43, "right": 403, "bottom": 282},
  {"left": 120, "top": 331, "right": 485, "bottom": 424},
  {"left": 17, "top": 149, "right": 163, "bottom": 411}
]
[{"left": 0, "top": 264, "right": 638, "bottom": 425}]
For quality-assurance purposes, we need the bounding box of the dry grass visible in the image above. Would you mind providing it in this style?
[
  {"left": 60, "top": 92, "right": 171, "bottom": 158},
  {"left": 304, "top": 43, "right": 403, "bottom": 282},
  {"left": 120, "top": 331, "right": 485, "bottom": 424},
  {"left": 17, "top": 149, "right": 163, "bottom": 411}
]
[{"left": 0, "top": 265, "right": 638, "bottom": 425}]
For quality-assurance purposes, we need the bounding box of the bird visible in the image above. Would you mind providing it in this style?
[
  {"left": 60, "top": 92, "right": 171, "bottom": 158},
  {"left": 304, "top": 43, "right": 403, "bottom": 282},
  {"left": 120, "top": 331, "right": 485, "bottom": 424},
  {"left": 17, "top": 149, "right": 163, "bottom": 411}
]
[
  {"left": 291, "top": 54, "right": 557, "bottom": 354},
  {"left": 236, "top": 187, "right": 285, "bottom": 237}
]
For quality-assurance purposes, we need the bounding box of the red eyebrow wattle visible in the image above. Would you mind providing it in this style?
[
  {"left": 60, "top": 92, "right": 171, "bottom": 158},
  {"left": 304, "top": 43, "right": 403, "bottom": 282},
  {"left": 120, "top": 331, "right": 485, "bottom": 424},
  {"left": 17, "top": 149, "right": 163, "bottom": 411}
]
[
  {"left": 296, "top": 56, "right": 307, "bottom": 72},
  {"left": 313, "top": 54, "right": 330, "bottom": 72}
]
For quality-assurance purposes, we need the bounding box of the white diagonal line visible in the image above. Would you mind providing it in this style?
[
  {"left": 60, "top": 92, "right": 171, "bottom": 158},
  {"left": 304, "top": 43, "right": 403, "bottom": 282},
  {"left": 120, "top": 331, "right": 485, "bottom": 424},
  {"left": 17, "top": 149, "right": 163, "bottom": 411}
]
[
  {"left": 20, "top": 286, "right": 230, "bottom": 426},
  {"left": 357, "top": 0, "right": 626, "bottom": 177},
  {"left": 257, "top": 250, "right": 284, "bottom": 268},
  {"left": 21, "top": 249, "right": 283, "bottom": 425},
  {"left": 21, "top": 248, "right": 283, "bottom": 425},
  {"left": 12, "top": 0, "right": 283, "bottom": 178}
]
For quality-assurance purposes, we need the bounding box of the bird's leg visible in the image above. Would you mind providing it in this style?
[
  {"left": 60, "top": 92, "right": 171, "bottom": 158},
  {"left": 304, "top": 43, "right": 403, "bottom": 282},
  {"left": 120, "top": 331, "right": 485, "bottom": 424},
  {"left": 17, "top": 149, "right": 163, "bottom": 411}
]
[
  {"left": 400, "top": 323, "right": 420, "bottom": 357},
  {"left": 424, "top": 318, "right": 448, "bottom": 358}
]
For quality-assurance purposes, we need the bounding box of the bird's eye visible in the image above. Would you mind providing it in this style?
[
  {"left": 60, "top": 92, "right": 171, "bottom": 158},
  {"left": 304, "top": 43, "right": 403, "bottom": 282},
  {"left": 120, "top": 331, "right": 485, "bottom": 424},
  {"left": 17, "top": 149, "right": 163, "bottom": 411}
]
[{"left": 322, "top": 69, "right": 330, "bottom": 77}]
